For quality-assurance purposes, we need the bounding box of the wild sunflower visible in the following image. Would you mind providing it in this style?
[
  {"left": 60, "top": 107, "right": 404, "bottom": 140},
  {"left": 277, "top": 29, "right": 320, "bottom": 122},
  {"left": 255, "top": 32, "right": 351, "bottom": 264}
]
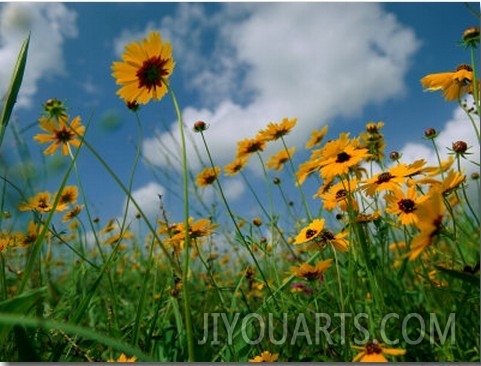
[
  {"left": 224, "top": 157, "right": 248, "bottom": 176},
  {"left": 315, "top": 178, "right": 359, "bottom": 212},
  {"left": 305, "top": 125, "right": 329, "bottom": 149},
  {"left": 421, "top": 64, "right": 479, "bottom": 101},
  {"left": 290, "top": 259, "right": 333, "bottom": 281},
  {"left": 352, "top": 339, "right": 406, "bottom": 362},
  {"left": 18, "top": 191, "right": 68, "bottom": 213},
  {"left": 107, "top": 353, "right": 137, "bottom": 362},
  {"left": 249, "top": 351, "right": 279, "bottom": 362},
  {"left": 385, "top": 185, "right": 427, "bottom": 226},
  {"left": 235, "top": 136, "right": 267, "bottom": 160},
  {"left": 63, "top": 205, "right": 83, "bottom": 223},
  {"left": 266, "top": 147, "right": 295, "bottom": 171},
  {"left": 406, "top": 187, "right": 445, "bottom": 260},
  {"left": 257, "top": 117, "right": 297, "bottom": 142},
  {"left": 317, "top": 133, "right": 370, "bottom": 180},
  {"left": 196, "top": 166, "right": 220, "bottom": 187},
  {"left": 111, "top": 31, "right": 175, "bottom": 105},
  {"left": 58, "top": 185, "right": 78, "bottom": 206},
  {"left": 34, "top": 116, "right": 85, "bottom": 156},
  {"left": 294, "top": 219, "right": 349, "bottom": 253}
]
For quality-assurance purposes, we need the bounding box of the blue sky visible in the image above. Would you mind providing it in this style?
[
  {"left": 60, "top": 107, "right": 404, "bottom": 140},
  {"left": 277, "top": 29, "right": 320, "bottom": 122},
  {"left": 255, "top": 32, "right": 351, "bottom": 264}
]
[{"left": 0, "top": 2, "right": 479, "bottom": 229}]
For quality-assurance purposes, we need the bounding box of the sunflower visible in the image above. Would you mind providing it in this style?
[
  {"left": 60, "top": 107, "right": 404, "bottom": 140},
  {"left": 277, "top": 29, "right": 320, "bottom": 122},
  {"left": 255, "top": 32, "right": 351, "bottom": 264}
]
[
  {"left": 235, "top": 136, "right": 267, "bottom": 160},
  {"left": 406, "top": 187, "right": 445, "bottom": 260},
  {"left": 58, "top": 185, "right": 78, "bottom": 206},
  {"left": 111, "top": 31, "right": 175, "bottom": 105},
  {"left": 196, "top": 166, "right": 220, "bottom": 187},
  {"left": 266, "top": 147, "right": 295, "bottom": 171},
  {"left": 249, "top": 351, "right": 279, "bottom": 362},
  {"left": 34, "top": 116, "right": 85, "bottom": 156},
  {"left": 305, "top": 125, "right": 329, "bottom": 149},
  {"left": 290, "top": 259, "right": 333, "bottom": 281},
  {"left": 18, "top": 191, "right": 68, "bottom": 213},
  {"left": 315, "top": 178, "right": 359, "bottom": 212},
  {"left": 385, "top": 185, "right": 427, "bottom": 226},
  {"left": 257, "top": 117, "right": 297, "bottom": 142},
  {"left": 224, "top": 157, "right": 248, "bottom": 176},
  {"left": 421, "top": 64, "right": 479, "bottom": 101},
  {"left": 294, "top": 219, "right": 349, "bottom": 253},
  {"left": 352, "top": 339, "right": 406, "bottom": 362},
  {"left": 317, "top": 133, "right": 370, "bottom": 180},
  {"left": 107, "top": 353, "right": 137, "bottom": 362}
]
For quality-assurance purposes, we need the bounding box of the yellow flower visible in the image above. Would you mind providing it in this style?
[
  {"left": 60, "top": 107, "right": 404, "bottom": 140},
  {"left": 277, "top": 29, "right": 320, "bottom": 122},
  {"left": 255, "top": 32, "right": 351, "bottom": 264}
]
[
  {"left": 18, "top": 191, "right": 68, "bottom": 213},
  {"left": 224, "top": 157, "right": 248, "bottom": 176},
  {"left": 249, "top": 350, "right": 279, "bottom": 362},
  {"left": 315, "top": 178, "right": 359, "bottom": 212},
  {"left": 317, "top": 133, "right": 370, "bottom": 180},
  {"left": 290, "top": 259, "right": 333, "bottom": 280},
  {"left": 196, "top": 166, "right": 220, "bottom": 187},
  {"left": 17, "top": 221, "right": 44, "bottom": 248},
  {"left": 63, "top": 205, "right": 83, "bottom": 223},
  {"left": 236, "top": 136, "right": 267, "bottom": 160},
  {"left": 58, "top": 185, "right": 78, "bottom": 206},
  {"left": 34, "top": 116, "right": 85, "bottom": 155},
  {"left": 421, "top": 64, "right": 479, "bottom": 101},
  {"left": 361, "top": 160, "right": 426, "bottom": 197},
  {"left": 294, "top": 219, "right": 349, "bottom": 253},
  {"left": 107, "top": 353, "right": 137, "bottom": 362},
  {"left": 305, "top": 125, "right": 328, "bottom": 149},
  {"left": 294, "top": 219, "right": 325, "bottom": 245},
  {"left": 385, "top": 185, "right": 428, "bottom": 226},
  {"left": 360, "top": 121, "right": 385, "bottom": 162},
  {"left": 406, "top": 187, "right": 445, "bottom": 260},
  {"left": 111, "top": 31, "right": 175, "bottom": 105},
  {"left": 352, "top": 339, "right": 406, "bottom": 362},
  {"left": 257, "top": 117, "right": 297, "bottom": 142},
  {"left": 266, "top": 147, "right": 295, "bottom": 171}
]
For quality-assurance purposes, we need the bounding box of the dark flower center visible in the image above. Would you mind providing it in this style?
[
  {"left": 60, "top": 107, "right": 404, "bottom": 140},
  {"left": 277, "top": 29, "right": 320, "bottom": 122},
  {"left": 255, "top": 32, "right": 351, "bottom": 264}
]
[
  {"left": 137, "top": 56, "right": 169, "bottom": 91},
  {"left": 336, "top": 151, "right": 351, "bottom": 163},
  {"left": 398, "top": 199, "right": 416, "bottom": 213},
  {"left": 55, "top": 127, "right": 74, "bottom": 142},
  {"left": 305, "top": 229, "right": 318, "bottom": 239},
  {"left": 335, "top": 189, "right": 348, "bottom": 199},
  {"left": 365, "top": 341, "right": 382, "bottom": 355},
  {"left": 376, "top": 172, "right": 393, "bottom": 184},
  {"left": 319, "top": 230, "right": 335, "bottom": 242},
  {"left": 38, "top": 198, "right": 50, "bottom": 209}
]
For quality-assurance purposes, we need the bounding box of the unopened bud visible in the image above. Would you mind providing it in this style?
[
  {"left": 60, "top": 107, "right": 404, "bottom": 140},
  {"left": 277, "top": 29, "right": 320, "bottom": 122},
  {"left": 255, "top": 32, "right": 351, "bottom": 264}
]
[
  {"left": 452, "top": 140, "right": 468, "bottom": 154},
  {"left": 193, "top": 120, "right": 208, "bottom": 132}
]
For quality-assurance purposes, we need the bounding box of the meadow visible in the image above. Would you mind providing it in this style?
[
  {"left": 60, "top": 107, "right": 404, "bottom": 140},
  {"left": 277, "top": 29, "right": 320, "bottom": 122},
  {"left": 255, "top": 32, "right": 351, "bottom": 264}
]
[{"left": 0, "top": 19, "right": 479, "bottom": 363}]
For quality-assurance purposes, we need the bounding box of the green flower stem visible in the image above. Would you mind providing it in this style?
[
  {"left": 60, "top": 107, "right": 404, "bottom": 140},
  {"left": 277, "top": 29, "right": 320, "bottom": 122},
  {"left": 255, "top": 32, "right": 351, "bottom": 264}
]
[
  {"left": 280, "top": 136, "right": 313, "bottom": 220},
  {"left": 198, "top": 131, "right": 274, "bottom": 298},
  {"left": 166, "top": 86, "right": 195, "bottom": 362}
]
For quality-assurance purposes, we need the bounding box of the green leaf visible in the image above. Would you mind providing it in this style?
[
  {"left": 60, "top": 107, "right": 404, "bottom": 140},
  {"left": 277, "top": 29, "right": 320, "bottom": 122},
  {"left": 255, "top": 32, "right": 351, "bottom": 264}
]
[
  {"left": 0, "top": 287, "right": 46, "bottom": 342},
  {"left": 0, "top": 33, "right": 30, "bottom": 149}
]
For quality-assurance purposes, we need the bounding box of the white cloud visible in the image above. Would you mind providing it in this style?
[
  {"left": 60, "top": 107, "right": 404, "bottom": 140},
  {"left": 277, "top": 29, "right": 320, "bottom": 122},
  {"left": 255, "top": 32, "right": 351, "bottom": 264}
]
[
  {"left": 0, "top": 3, "right": 77, "bottom": 108},
  {"left": 133, "top": 3, "right": 419, "bottom": 173},
  {"left": 123, "top": 181, "right": 165, "bottom": 222}
]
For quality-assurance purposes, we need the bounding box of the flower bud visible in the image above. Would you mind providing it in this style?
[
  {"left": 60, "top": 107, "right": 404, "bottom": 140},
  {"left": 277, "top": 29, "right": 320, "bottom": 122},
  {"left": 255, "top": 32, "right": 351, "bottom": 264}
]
[
  {"left": 252, "top": 217, "right": 262, "bottom": 227},
  {"left": 424, "top": 128, "right": 437, "bottom": 139},
  {"left": 463, "top": 27, "right": 480, "bottom": 45},
  {"left": 193, "top": 120, "right": 208, "bottom": 132},
  {"left": 452, "top": 140, "right": 468, "bottom": 154},
  {"left": 389, "top": 151, "right": 400, "bottom": 161},
  {"left": 471, "top": 172, "right": 479, "bottom": 180},
  {"left": 273, "top": 177, "right": 281, "bottom": 185}
]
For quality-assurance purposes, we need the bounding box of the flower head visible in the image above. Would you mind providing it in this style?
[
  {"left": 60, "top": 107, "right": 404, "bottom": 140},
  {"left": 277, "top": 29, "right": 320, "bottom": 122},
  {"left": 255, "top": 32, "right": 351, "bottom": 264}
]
[
  {"left": 111, "top": 31, "right": 175, "bottom": 105},
  {"left": 352, "top": 339, "right": 406, "bottom": 362},
  {"left": 305, "top": 125, "right": 328, "bottom": 149},
  {"left": 107, "top": 353, "right": 137, "bottom": 362},
  {"left": 421, "top": 64, "right": 479, "bottom": 101},
  {"left": 196, "top": 166, "right": 220, "bottom": 187},
  {"left": 290, "top": 259, "right": 333, "bottom": 281},
  {"left": 235, "top": 136, "right": 267, "bottom": 159},
  {"left": 315, "top": 178, "right": 359, "bottom": 212},
  {"left": 224, "top": 157, "right": 248, "bottom": 176},
  {"left": 249, "top": 350, "right": 279, "bottom": 362},
  {"left": 385, "top": 185, "right": 427, "bottom": 227},
  {"left": 18, "top": 191, "right": 68, "bottom": 213},
  {"left": 34, "top": 116, "right": 85, "bottom": 156},
  {"left": 257, "top": 117, "right": 297, "bottom": 142},
  {"left": 266, "top": 147, "right": 295, "bottom": 171}
]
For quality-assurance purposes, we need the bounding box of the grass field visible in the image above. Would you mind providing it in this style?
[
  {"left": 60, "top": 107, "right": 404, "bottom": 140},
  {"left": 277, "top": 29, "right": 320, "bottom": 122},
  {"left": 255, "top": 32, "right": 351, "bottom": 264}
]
[{"left": 0, "top": 22, "right": 479, "bottom": 362}]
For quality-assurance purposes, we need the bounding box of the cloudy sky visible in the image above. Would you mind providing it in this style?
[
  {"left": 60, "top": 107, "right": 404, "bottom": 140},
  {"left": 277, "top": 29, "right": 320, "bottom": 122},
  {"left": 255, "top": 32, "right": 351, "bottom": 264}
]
[{"left": 0, "top": 2, "right": 478, "bottom": 226}]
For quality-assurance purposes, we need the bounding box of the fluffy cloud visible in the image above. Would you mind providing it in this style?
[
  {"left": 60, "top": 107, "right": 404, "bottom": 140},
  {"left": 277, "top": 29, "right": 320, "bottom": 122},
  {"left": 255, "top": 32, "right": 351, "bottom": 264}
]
[
  {"left": 0, "top": 3, "right": 77, "bottom": 108},
  {"left": 123, "top": 181, "right": 165, "bottom": 222},
  {"left": 134, "top": 3, "right": 419, "bottom": 172}
]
